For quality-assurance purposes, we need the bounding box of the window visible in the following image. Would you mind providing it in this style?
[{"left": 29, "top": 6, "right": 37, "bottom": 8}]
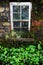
[{"left": 10, "top": 2, "right": 32, "bottom": 31}]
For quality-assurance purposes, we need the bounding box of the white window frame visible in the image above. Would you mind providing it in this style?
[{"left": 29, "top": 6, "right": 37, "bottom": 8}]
[{"left": 10, "top": 2, "right": 32, "bottom": 31}]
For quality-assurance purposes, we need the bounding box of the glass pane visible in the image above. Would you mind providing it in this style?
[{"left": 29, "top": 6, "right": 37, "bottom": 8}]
[
  {"left": 14, "top": 28, "right": 20, "bottom": 31},
  {"left": 13, "top": 6, "right": 20, "bottom": 12},
  {"left": 22, "top": 22, "right": 28, "bottom": 27},
  {"left": 13, "top": 13, "right": 20, "bottom": 20},
  {"left": 21, "top": 6, "right": 29, "bottom": 19},
  {"left": 13, "top": 22, "right": 20, "bottom": 27},
  {"left": 21, "top": 28, "right": 28, "bottom": 31}
]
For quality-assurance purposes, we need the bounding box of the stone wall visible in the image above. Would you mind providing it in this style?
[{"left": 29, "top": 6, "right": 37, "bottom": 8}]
[
  {"left": 0, "top": 4, "right": 10, "bottom": 22},
  {"left": 31, "top": 20, "right": 43, "bottom": 32},
  {"left": 0, "top": 3, "right": 43, "bottom": 32}
]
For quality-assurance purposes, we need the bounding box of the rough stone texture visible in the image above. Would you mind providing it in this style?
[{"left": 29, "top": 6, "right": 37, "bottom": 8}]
[
  {"left": 0, "top": 6, "right": 43, "bottom": 33},
  {"left": 31, "top": 20, "right": 43, "bottom": 32},
  {"left": 0, "top": 5, "right": 10, "bottom": 22},
  {"left": 32, "top": 20, "right": 43, "bottom": 26}
]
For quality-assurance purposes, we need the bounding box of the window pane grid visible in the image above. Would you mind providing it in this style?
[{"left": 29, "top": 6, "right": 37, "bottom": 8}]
[
  {"left": 13, "top": 5, "right": 29, "bottom": 20},
  {"left": 21, "top": 6, "right": 29, "bottom": 20},
  {"left": 12, "top": 4, "right": 29, "bottom": 31}
]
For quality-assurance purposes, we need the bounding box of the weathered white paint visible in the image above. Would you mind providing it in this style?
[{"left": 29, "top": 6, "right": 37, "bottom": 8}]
[
  {"left": 10, "top": 4, "right": 13, "bottom": 29},
  {"left": 10, "top": 2, "right": 32, "bottom": 31}
]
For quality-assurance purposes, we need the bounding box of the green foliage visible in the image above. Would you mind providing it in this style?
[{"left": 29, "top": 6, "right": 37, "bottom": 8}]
[
  {"left": 0, "top": 43, "right": 43, "bottom": 65},
  {"left": 4, "top": 31, "right": 36, "bottom": 41},
  {"left": 5, "top": 30, "right": 21, "bottom": 40}
]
